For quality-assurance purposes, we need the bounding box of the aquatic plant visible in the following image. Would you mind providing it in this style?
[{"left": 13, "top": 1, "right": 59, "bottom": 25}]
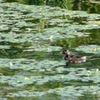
[{"left": 0, "top": 2, "right": 100, "bottom": 99}]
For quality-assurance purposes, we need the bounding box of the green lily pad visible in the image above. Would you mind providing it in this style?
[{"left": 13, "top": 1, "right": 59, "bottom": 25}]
[
  {"left": 26, "top": 45, "right": 62, "bottom": 52},
  {"left": 0, "top": 45, "right": 10, "bottom": 49},
  {"left": 0, "top": 25, "right": 9, "bottom": 31},
  {"left": 75, "top": 45, "right": 100, "bottom": 54},
  {"left": 7, "top": 90, "right": 46, "bottom": 97}
]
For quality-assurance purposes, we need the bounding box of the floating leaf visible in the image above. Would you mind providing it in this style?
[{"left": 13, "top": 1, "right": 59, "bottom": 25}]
[{"left": 75, "top": 45, "right": 100, "bottom": 54}]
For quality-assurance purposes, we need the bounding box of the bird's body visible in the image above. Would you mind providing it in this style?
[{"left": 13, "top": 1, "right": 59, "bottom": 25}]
[{"left": 61, "top": 50, "right": 87, "bottom": 66}]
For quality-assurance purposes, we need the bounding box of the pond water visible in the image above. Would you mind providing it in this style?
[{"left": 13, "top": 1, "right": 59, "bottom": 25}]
[{"left": 0, "top": 1, "right": 100, "bottom": 100}]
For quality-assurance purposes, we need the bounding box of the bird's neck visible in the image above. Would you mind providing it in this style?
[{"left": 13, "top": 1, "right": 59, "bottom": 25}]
[{"left": 64, "top": 54, "right": 72, "bottom": 60}]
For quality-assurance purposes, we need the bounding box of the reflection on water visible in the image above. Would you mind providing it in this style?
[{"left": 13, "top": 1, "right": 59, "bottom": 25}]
[
  {"left": 5, "top": 0, "right": 100, "bottom": 13},
  {"left": 52, "top": 29, "right": 100, "bottom": 49}
]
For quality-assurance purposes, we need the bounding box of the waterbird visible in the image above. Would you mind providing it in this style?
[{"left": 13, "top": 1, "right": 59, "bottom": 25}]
[{"left": 60, "top": 49, "right": 87, "bottom": 66}]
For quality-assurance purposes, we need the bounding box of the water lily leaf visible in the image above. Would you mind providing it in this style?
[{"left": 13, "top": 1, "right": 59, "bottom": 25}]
[
  {"left": 0, "top": 98, "right": 7, "bottom": 100},
  {"left": 7, "top": 90, "right": 46, "bottom": 97},
  {"left": 75, "top": 45, "right": 100, "bottom": 54},
  {"left": 0, "top": 45, "right": 10, "bottom": 49},
  {"left": 0, "top": 25, "right": 9, "bottom": 31}
]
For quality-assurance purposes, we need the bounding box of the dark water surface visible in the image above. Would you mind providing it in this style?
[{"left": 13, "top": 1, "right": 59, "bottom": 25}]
[{"left": 5, "top": 0, "right": 100, "bottom": 13}]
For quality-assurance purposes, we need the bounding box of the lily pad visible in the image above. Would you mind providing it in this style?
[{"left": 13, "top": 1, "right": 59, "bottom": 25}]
[
  {"left": 0, "top": 45, "right": 10, "bottom": 49},
  {"left": 75, "top": 45, "right": 100, "bottom": 54},
  {"left": 25, "top": 45, "right": 62, "bottom": 52}
]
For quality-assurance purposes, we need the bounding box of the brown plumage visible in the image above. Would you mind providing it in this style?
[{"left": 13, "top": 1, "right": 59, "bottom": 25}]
[{"left": 60, "top": 50, "right": 87, "bottom": 66}]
